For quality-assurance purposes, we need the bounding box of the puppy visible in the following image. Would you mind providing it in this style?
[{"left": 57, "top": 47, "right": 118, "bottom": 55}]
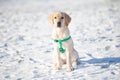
[{"left": 48, "top": 12, "right": 79, "bottom": 71}]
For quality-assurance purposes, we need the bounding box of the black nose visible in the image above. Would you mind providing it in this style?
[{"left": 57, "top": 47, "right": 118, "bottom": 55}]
[{"left": 57, "top": 22, "right": 61, "bottom": 27}]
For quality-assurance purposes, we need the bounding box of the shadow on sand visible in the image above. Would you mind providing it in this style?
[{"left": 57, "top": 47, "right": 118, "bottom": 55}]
[
  {"left": 78, "top": 57, "right": 120, "bottom": 69},
  {"left": 82, "top": 57, "right": 120, "bottom": 64}
]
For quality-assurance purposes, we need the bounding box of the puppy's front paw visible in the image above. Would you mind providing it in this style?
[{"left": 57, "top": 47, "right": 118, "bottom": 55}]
[
  {"left": 67, "top": 67, "right": 74, "bottom": 72},
  {"left": 55, "top": 66, "right": 62, "bottom": 70},
  {"left": 54, "top": 63, "right": 62, "bottom": 70}
]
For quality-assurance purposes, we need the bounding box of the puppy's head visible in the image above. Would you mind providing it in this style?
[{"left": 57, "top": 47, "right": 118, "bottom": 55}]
[{"left": 48, "top": 12, "right": 71, "bottom": 28}]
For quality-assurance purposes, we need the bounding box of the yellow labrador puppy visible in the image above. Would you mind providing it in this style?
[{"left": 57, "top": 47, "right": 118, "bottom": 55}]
[{"left": 48, "top": 12, "right": 79, "bottom": 71}]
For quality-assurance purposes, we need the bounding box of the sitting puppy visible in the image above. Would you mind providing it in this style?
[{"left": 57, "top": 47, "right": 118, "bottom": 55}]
[{"left": 48, "top": 12, "right": 79, "bottom": 71}]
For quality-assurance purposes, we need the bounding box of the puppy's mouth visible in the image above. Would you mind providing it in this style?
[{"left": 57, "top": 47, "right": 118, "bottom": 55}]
[{"left": 57, "top": 22, "right": 61, "bottom": 27}]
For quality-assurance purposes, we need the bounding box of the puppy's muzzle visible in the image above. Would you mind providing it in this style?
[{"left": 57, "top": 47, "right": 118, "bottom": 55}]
[{"left": 57, "top": 22, "right": 61, "bottom": 27}]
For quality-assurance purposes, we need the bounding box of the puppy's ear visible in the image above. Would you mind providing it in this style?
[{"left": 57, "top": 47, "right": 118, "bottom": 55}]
[
  {"left": 64, "top": 13, "right": 71, "bottom": 26},
  {"left": 48, "top": 13, "right": 54, "bottom": 25}
]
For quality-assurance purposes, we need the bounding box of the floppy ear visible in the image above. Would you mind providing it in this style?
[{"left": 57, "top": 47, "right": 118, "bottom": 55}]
[
  {"left": 64, "top": 13, "right": 71, "bottom": 26},
  {"left": 48, "top": 14, "right": 54, "bottom": 25}
]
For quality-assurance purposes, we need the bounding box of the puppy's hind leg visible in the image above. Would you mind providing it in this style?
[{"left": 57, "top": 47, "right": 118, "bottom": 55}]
[{"left": 72, "top": 59, "right": 78, "bottom": 69}]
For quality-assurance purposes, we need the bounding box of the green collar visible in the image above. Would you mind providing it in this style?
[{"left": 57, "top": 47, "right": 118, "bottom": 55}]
[{"left": 54, "top": 36, "right": 71, "bottom": 53}]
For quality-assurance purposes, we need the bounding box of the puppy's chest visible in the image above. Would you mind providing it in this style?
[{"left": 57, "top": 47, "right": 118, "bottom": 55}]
[
  {"left": 54, "top": 42, "right": 67, "bottom": 59},
  {"left": 55, "top": 41, "right": 67, "bottom": 48}
]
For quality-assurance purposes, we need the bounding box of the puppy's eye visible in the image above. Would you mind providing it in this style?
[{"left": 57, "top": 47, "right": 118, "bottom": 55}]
[
  {"left": 54, "top": 17, "right": 57, "bottom": 19},
  {"left": 61, "top": 17, "right": 64, "bottom": 19}
]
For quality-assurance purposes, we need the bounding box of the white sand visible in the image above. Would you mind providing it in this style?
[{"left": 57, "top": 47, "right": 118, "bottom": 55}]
[{"left": 0, "top": 0, "right": 120, "bottom": 80}]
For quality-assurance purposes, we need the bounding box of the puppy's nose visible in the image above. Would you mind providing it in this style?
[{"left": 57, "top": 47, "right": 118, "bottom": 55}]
[{"left": 57, "top": 22, "right": 61, "bottom": 27}]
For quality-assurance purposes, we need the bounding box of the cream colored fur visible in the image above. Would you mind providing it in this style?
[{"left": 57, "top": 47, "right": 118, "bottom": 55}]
[{"left": 48, "top": 12, "right": 79, "bottom": 71}]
